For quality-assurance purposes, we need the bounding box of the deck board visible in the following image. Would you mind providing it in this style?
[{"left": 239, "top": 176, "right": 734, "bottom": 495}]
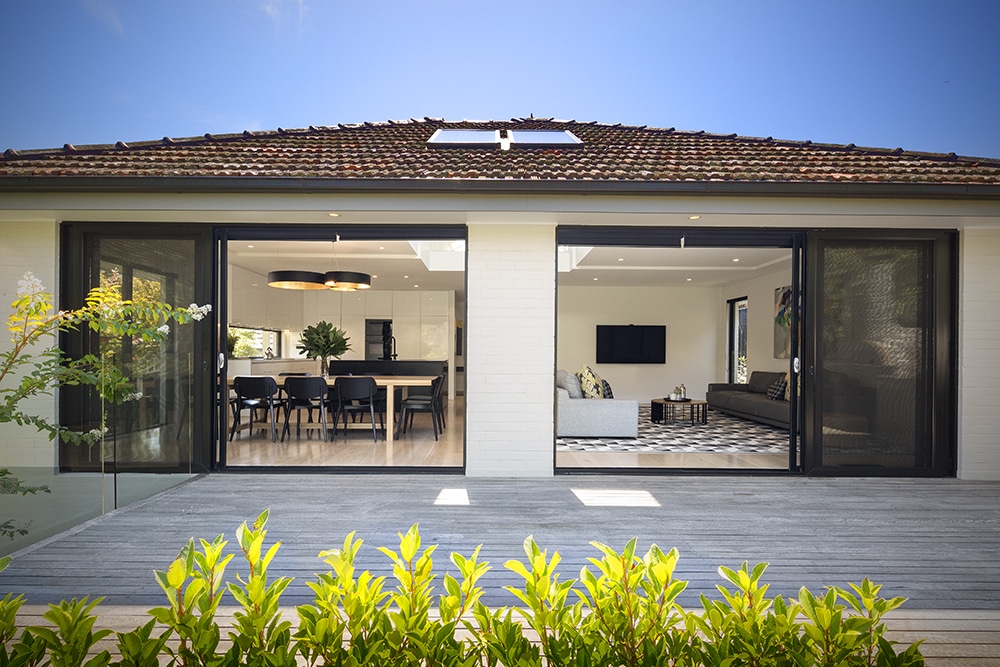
[{"left": 3, "top": 474, "right": 999, "bottom": 665}]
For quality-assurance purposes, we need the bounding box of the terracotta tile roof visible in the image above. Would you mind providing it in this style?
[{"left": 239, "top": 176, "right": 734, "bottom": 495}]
[{"left": 2, "top": 117, "right": 999, "bottom": 189}]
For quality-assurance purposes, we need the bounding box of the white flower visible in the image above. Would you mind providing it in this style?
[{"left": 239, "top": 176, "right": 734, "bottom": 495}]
[
  {"left": 157, "top": 324, "right": 170, "bottom": 335},
  {"left": 187, "top": 303, "right": 212, "bottom": 321},
  {"left": 88, "top": 427, "right": 108, "bottom": 440},
  {"left": 124, "top": 391, "right": 143, "bottom": 402},
  {"left": 17, "top": 272, "right": 45, "bottom": 296}
]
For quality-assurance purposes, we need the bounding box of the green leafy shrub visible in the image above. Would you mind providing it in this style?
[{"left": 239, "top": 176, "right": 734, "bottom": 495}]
[{"left": 0, "top": 512, "right": 925, "bottom": 667}]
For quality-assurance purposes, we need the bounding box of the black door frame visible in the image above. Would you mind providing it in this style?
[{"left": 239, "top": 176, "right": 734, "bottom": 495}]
[
  {"left": 59, "top": 222, "right": 215, "bottom": 475},
  {"left": 556, "top": 226, "right": 805, "bottom": 473},
  {"left": 801, "top": 229, "right": 957, "bottom": 476},
  {"left": 212, "top": 224, "right": 468, "bottom": 471}
]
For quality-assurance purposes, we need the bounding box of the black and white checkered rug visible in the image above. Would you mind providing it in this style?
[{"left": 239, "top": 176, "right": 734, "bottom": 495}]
[{"left": 556, "top": 407, "right": 789, "bottom": 454}]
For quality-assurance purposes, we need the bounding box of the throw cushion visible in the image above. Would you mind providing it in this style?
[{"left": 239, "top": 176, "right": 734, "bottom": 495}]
[
  {"left": 784, "top": 372, "right": 791, "bottom": 401},
  {"left": 577, "top": 365, "right": 603, "bottom": 399},
  {"left": 601, "top": 378, "right": 614, "bottom": 399},
  {"left": 556, "top": 369, "right": 584, "bottom": 398},
  {"left": 748, "top": 371, "right": 782, "bottom": 394},
  {"left": 767, "top": 376, "right": 788, "bottom": 400}
]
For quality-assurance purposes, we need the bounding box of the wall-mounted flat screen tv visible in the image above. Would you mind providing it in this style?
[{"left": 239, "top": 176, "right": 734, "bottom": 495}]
[{"left": 596, "top": 325, "right": 666, "bottom": 364}]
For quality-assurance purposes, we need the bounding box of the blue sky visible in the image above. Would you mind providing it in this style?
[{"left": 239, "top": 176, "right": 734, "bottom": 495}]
[{"left": 2, "top": 0, "right": 998, "bottom": 158}]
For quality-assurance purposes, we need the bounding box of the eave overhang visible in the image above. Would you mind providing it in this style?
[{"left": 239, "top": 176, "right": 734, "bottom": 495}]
[{"left": 2, "top": 176, "right": 1000, "bottom": 201}]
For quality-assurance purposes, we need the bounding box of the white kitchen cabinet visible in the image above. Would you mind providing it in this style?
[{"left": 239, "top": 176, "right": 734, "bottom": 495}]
[
  {"left": 393, "top": 316, "right": 421, "bottom": 360},
  {"left": 304, "top": 290, "right": 342, "bottom": 327},
  {"left": 365, "top": 291, "right": 393, "bottom": 318},
  {"left": 265, "top": 285, "right": 303, "bottom": 331},
  {"left": 339, "top": 316, "right": 366, "bottom": 360},
  {"left": 421, "top": 291, "right": 448, "bottom": 316},
  {"left": 420, "top": 316, "right": 449, "bottom": 360},
  {"left": 230, "top": 265, "right": 266, "bottom": 327},
  {"left": 341, "top": 292, "right": 367, "bottom": 317},
  {"left": 392, "top": 291, "right": 421, "bottom": 317}
]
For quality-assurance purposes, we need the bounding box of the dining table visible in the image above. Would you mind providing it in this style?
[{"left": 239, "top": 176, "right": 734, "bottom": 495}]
[{"left": 227, "top": 374, "right": 438, "bottom": 444}]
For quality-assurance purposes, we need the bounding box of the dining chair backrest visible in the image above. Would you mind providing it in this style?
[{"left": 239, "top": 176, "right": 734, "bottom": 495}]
[
  {"left": 333, "top": 376, "right": 377, "bottom": 402},
  {"left": 283, "top": 375, "right": 327, "bottom": 401},
  {"left": 279, "top": 372, "right": 311, "bottom": 377},
  {"left": 233, "top": 375, "right": 278, "bottom": 400}
]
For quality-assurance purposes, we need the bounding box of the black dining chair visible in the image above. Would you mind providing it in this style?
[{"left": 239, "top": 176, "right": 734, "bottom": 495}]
[
  {"left": 280, "top": 376, "right": 329, "bottom": 442},
  {"left": 359, "top": 373, "right": 401, "bottom": 430},
  {"left": 229, "top": 376, "right": 280, "bottom": 442},
  {"left": 398, "top": 375, "right": 444, "bottom": 440},
  {"left": 330, "top": 376, "right": 381, "bottom": 442},
  {"left": 398, "top": 375, "right": 446, "bottom": 433},
  {"left": 278, "top": 372, "right": 312, "bottom": 419}
]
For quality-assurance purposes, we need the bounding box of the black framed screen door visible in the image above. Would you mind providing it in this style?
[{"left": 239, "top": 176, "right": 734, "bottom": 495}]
[{"left": 803, "top": 232, "right": 956, "bottom": 475}]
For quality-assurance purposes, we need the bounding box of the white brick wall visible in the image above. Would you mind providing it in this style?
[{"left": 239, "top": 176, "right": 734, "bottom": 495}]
[
  {"left": 0, "top": 220, "right": 60, "bottom": 469},
  {"left": 464, "top": 223, "right": 556, "bottom": 476},
  {"left": 958, "top": 228, "right": 1000, "bottom": 480}
]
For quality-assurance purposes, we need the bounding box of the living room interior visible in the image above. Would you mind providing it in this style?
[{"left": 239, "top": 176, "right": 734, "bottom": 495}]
[
  {"left": 555, "top": 243, "right": 796, "bottom": 471},
  {"left": 219, "top": 235, "right": 797, "bottom": 470}
]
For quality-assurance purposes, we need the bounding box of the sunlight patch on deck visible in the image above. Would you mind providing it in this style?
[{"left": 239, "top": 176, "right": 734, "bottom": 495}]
[
  {"left": 571, "top": 488, "right": 660, "bottom": 507},
  {"left": 434, "top": 488, "right": 470, "bottom": 505}
]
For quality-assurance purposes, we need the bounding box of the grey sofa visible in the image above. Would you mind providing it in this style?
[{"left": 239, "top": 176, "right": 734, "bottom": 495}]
[
  {"left": 706, "top": 371, "right": 790, "bottom": 429},
  {"left": 555, "top": 369, "right": 638, "bottom": 438}
]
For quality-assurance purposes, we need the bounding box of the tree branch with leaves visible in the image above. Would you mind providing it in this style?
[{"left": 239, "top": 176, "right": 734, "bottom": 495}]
[{"left": 1, "top": 272, "right": 211, "bottom": 554}]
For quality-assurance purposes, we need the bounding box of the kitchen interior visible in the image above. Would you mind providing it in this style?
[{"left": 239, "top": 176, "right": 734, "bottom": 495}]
[{"left": 224, "top": 238, "right": 465, "bottom": 468}]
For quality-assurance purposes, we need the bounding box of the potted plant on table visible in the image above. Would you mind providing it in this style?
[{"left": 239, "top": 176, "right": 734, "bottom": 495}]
[{"left": 297, "top": 320, "right": 351, "bottom": 376}]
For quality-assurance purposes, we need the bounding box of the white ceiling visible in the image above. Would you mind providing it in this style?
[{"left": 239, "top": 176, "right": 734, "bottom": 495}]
[{"left": 228, "top": 239, "right": 792, "bottom": 297}]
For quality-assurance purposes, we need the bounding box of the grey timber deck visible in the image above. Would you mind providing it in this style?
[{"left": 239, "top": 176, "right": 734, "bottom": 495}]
[{"left": 3, "top": 474, "right": 1000, "bottom": 665}]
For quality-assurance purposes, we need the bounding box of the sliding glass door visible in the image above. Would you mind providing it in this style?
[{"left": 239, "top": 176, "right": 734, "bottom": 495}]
[
  {"left": 803, "top": 232, "right": 956, "bottom": 474},
  {"left": 60, "top": 224, "right": 214, "bottom": 479}
]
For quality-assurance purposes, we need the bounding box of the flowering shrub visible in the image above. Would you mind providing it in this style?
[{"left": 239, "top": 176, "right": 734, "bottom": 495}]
[
  {"left": 2, "top": 271, "right": 210, "bottom": 443},
  {"left": 1, "top": 272, "right": 210, "bottom": 548}
]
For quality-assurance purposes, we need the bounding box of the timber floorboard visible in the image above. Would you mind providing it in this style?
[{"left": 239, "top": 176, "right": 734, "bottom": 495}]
[{"left": 3, "top": 475, "right": 999, "bottom": 665}]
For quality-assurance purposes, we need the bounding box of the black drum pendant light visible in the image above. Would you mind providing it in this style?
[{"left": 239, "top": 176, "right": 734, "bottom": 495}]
[
  {"left": 267, "top": 270, "right": 328, "bottom": 290},
  {"left": 324, "top": 270, "right": 371, "bottom": 291},
  {"left": 324, "top": 235, "right": 371, "bottom": 291},
  {"left": 267, "top": 236, "right": 371, "bottom": 291}
]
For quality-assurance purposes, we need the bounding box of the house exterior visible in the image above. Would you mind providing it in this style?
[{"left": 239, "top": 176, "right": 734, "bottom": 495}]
[{"left": 2, "top": 117, "right": 999, "bottom": 541}]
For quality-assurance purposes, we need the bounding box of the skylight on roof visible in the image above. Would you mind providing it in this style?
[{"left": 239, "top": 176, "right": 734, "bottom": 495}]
[
  {"left": 509, "top": 130, "right": 583, "bottom": 147},
  {"left": 428, "top": 129, "right": 500, "bottom": 147}
]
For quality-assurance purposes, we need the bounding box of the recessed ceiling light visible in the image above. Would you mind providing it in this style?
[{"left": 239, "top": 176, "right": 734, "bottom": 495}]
[
  {"left": 593, "top": 277, "right": 599, "bottom": 281},
  {"left": 413, "top": 284, "right": 419, "bottom": 288},
  {"left": 617, "top": 257, "right": 625, "bottom": 262},
  {"left": 733, "top": 258, "right": 740, "bottom": 262},
  {"left": 378, "top": 246, "right": 385, "bottom": 250},
  {"left": 327, "top": 212, "right": 340, "bottom": 217},
  {"left": 247, "top": 244, "right": 255, "bottom": 248},
  {"left": 403, "top": 275, "right": 409, "bottom": 279},
  {"left": 686, "top": 278, "right": 693, "bottom": 282},
  {"left": 688, "top": 215, "right": 701, "bottom": 220}
]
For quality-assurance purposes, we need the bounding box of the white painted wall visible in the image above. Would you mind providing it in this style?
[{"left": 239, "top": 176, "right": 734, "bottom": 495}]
[
  {"left": 720, "top": 260, "right": 795, "bottom": 378},
  {"left": 0, "top": 220, "right": 59, "bottom": 469},
  {"left": 557, "top": 286, "right": 719, "bottom": 400},
  {"left": 465, "top": 223, "right": 556, "bottom": 477},
  {"left": 958, "top": 227, "right": 1000, "bottom": 480}
]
